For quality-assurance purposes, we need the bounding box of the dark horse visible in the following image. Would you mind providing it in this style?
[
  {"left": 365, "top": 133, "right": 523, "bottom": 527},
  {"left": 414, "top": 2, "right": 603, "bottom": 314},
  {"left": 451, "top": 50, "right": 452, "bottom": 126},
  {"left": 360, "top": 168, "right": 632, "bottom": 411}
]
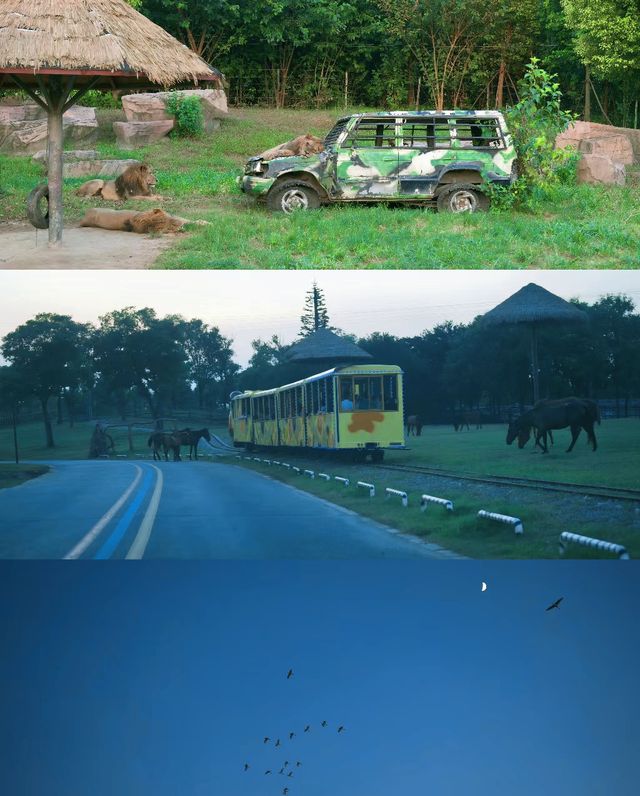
[
  {"left": 406, "top": 415, "right": 423, "bottom": 436},
  {"left": 178, "top": 427, "right": 212, "bottom": 459},
  {"left": 454, "top": 410, "right": 482, "bottom": 431},
  {"left": 507, "top": 398, "right": 599, "bottom": 454}
]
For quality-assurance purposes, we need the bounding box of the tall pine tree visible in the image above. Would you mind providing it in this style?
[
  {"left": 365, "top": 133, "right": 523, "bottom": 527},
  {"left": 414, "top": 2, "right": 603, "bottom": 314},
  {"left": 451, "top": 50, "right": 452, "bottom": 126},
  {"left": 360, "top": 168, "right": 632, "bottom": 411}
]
[{"left": 299, "top": 283, "right": 333, "bottom": 336}]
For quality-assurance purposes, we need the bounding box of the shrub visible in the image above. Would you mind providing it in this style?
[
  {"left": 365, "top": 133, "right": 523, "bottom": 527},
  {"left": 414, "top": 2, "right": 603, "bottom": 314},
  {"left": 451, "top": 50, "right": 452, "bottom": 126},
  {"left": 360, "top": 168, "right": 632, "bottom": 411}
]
[
  {"left": 499, "top": 58, "right": 578, "bottom": 209},
  {"left": 165, "top": 93, "right": 204, "bottom": 138}
]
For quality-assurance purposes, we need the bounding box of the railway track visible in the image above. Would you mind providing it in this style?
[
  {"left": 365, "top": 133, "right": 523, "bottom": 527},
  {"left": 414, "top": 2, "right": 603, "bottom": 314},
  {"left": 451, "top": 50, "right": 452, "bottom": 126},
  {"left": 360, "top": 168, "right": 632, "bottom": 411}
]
[{"left": 377, "top": 463, "right": 640, "bottom": 504}]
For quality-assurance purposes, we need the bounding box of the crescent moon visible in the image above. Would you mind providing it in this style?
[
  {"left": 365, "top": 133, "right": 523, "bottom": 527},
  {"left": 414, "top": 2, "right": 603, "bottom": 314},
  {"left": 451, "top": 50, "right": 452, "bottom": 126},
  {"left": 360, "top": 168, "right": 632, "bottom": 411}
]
[{"left": 481, "top": 582, "right": 487, "bottom": 592}]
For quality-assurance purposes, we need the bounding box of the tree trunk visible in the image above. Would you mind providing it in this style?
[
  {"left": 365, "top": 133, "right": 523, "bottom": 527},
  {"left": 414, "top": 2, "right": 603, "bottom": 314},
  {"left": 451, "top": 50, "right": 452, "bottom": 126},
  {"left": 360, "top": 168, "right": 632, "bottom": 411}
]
[
  {"left": 41, "top": 397, "right": 55, "bottom": 448},
  {"left": 584, "top": 64, "right": 591, "bottom": 122},
  {"left": 495, "top": 59, "right": 506, "bottom": 108},
  {"left": 57, "top": 394, "right": 63, "bottom": 424}
]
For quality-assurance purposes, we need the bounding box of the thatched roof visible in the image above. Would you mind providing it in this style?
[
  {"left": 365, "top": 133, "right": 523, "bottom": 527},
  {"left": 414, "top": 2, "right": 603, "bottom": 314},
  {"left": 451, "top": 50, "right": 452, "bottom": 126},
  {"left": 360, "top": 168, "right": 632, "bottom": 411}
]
[
  {"left": 482, "top": 283, "right": 588, "bottom": 326},
  {"left": 287, "top": 329, "right": 373, "bottom": 363},
  {"left": 0, "top": 0, "right": 221, "bottom": 89}
]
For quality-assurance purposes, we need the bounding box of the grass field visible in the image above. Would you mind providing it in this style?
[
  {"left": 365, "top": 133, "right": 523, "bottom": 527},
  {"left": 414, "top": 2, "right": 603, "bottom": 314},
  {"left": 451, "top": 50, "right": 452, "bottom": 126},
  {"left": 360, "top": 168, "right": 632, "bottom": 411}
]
[
  {"left": 1, "top": 107, "right": 639, "bottom": 268},
  {"left": 0, "top": 463, "right": 48, "bottom": 490},
  {"left": 2, "top": 417, "right": 638, "bottom": 559}
]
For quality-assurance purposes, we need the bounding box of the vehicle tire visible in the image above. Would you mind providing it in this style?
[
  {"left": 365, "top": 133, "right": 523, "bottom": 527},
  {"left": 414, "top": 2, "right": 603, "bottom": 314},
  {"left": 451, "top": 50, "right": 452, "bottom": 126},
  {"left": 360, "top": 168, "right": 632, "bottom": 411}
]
[
  {"left": 27, "top": 183, "right": 50, "bottom": 229},
  {"left": 266, "top": 181, "right": 322, "bottom": 214},
  {"left": 436, "top": 184, "right": 489, "bottom": 214}
]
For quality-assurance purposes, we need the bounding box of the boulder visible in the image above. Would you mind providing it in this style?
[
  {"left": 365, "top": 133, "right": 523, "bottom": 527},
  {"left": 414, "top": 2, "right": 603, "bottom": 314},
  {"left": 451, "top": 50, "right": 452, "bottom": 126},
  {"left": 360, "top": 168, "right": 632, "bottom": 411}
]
[
  {"left": 576, "top": 154, "right": 626, "bottom": 187},
  {"left": 556, "top": 121, "right": 635, "bottom": 165},
  {"left": 112, "top": 120, "right": 174, "bottom": 149},
  {"left": 0, "top": 104, "right": 98, "bottom": 155},
  {"left": 32, "top": 150, "right": 141, "bottom": 178},
  {"left": 121, "top": 88, "right": 228, "bottom": 133}
]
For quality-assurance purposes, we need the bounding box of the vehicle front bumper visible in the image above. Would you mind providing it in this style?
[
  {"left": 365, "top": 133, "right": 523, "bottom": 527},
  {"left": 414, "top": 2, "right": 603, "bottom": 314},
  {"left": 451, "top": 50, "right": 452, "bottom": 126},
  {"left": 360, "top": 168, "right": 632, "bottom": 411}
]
[{"left": 237, "top": 175, "right": 275, "bottom": 196}]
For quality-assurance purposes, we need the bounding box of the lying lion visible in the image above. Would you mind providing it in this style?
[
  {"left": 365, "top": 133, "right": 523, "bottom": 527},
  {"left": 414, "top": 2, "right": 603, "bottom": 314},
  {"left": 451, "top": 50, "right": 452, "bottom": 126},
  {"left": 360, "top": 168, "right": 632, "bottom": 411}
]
[
  {"left": 75, "top": 163, "right": 162, "bottom": 201},
  {"left": 257, "top": 133, "right": 325, "bottom": 161},
  {"left": 79, "top": 208, "right": 209, "bottom": 234}
]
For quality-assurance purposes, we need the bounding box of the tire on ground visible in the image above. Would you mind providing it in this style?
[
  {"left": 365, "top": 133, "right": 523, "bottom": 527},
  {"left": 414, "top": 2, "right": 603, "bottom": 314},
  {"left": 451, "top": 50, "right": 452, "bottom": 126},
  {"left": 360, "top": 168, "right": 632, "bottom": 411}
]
[
  {"left": 27, "top": 183, "right": 50, "bottom": 229},
  {"left": 266, "top": 180, "right": 322, "bottom": 213},
  {"left": 436, "top": 184, "right": 489, "bottom": 214}
]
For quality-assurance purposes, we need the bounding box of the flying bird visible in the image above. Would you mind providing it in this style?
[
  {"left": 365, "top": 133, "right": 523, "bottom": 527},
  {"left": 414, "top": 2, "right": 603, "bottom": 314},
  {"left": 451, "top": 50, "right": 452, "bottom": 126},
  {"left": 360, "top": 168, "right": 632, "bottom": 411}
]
[
  {"left": 287, "top": 771, "right": 293, "bottom": 778},
  {"left": 289, "top": 732, "right": 295, "bottom": 740},
  {"left": 321, "top": 720, "right": 327, "bottom": 727},
  {"left": 546, "top": 597, "right": 564, "bottom": 611},
  {"left": 296, "top": 762, "right": 302, "bottom": 768},
  {"left": 244, "top": 763, "right": 250, "bottom": 771},
  {"left": 275, "top": 739, "right": 281, "bottom": 747},
  {"left": 304, "top": 725, "right": 311, "bottom": 732},
  {"left": 283, "top": 789, "right": 289, "bottom": 795},
  {"left": 338, "top": 726, "right": 345, "bottom": 733},
  {"left": 287, "top": 669, "right": 294, "bottom": 679},
  {"left": 265, "top": 771, "right": 272, "bottom": 775},
  {"left": 279, "top": 768, "right": 285, "bottom": 775},
  {"left": 284, "top": 762, "right": 289, "bottom": 768},
  {"left": 264, "top": 737, "right": 270, "bottom": 744}
]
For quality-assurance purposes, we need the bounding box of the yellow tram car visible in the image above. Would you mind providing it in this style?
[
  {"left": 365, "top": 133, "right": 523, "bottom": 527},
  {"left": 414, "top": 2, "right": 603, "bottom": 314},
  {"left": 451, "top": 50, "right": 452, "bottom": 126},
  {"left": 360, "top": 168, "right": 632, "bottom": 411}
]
[{"left": 229, "top": 364, "right": 405, "bottom": 462}]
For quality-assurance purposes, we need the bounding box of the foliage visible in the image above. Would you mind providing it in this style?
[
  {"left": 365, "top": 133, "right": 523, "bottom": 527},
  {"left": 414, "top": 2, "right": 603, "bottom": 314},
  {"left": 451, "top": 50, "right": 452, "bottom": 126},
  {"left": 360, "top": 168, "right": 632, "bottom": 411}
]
[
  {"left": 501, "top": 59, "right": 578, "bottom": 206},
  {"left": 300, "top": 283, "right": 332, "bottom": 336},
  {"left": 165, "top": 93, "right": 204, "bottom": 137}
]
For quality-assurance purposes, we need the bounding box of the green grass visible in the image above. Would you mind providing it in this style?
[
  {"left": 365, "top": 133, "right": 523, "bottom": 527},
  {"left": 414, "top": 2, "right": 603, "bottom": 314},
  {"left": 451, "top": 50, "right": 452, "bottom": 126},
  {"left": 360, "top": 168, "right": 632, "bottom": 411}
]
[
  {"left": 1, "top": 107, "right": 638, "bottom": 267},
  {"left": 0, "top": 463, "right": 48, "bottom": 490}
]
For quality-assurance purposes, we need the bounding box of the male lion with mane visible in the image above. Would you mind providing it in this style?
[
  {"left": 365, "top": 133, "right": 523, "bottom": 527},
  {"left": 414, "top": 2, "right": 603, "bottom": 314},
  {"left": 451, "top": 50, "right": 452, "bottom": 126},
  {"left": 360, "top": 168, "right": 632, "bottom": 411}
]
[{"left": 75, "top": 164, "right": 161, "bottom": 201}]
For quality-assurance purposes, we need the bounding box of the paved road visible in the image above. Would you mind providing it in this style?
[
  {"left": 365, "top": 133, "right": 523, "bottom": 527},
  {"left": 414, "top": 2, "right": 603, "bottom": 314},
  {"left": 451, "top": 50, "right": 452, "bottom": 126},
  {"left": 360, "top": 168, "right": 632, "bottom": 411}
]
[{"left": 0, "top": 460, "right": 456, "bottom": 559}]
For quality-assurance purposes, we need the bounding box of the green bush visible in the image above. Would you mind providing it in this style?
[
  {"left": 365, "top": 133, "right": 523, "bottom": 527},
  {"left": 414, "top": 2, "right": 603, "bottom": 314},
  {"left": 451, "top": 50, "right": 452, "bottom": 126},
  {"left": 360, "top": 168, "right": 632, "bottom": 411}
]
[
  {"left": 499, "top": 58, "right": 578, "bottom": 209},
  {"left": 165, "top": 93, "right": 204, "bottom": 138}
]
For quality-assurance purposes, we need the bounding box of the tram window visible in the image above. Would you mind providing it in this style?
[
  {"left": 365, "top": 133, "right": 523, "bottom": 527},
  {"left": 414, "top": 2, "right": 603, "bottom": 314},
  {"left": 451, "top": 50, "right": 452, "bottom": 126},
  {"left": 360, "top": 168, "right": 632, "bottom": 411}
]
[
  {"left": 384, "top": 375, "right": 398, "bottom": 410},
  {"left": 370, "top": 377, "right": 383, "bottom": 410},
  {"left": 295, "top": 387, "right": 303, "bottom": 416},
  {"left": 340, "top": 378, "right": 354, "bottom": 410},
  {"left": 318, "top": 380, "right": 327, "bottom": 413},
  {"left": 326, "top": 378, "right": 335, "bottom": 413},
  {"left": 306, "top": 383, "right": 313, "bottom": 414},
  {"left": 354, "top": 377, "right": 370, "bottom": 410}
]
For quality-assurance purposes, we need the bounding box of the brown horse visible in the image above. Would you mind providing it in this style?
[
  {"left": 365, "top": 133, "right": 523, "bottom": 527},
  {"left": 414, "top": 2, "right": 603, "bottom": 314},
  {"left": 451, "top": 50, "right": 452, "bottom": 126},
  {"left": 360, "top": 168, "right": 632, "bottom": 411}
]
[
  {"left": 148, "top": 430, "right": 183, "bottom": 461},
  {"left": 454, "top": 410, "right": 482, "bottom": 431},
  {"left": 406, "top": 415, "right": 423, "bottom": 436},
  {"left": 507, "top": 398, "right": 599, "bottom": 453},
  {"left": 176, "top": 427, "right": 212, "bottom": 459}
]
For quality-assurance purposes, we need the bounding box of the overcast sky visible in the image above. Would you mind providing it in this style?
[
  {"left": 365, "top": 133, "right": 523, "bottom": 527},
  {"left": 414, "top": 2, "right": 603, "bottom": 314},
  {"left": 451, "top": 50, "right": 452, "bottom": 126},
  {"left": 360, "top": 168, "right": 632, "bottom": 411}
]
[
  {"left": 1, "top": 270, "right": 639, "bottom": 365},
  {"left": 1, "top": 561, "right": 638, "bottom": 796}
]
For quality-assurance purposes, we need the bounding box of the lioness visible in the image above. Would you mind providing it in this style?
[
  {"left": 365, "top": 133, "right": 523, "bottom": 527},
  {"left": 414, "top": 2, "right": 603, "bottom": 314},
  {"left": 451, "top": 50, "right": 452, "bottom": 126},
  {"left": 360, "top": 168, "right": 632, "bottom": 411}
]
[
  {"left": 79, "top": 207, "right": 209, "bottom": 234},
  {"left": 257, "top": 134, "right": 325, "bottom": 161}
]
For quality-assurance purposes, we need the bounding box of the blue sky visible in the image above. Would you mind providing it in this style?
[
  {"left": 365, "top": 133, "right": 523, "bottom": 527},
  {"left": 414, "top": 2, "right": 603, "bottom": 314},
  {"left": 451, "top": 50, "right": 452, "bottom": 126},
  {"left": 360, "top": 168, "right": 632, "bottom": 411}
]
[{"left": 1, "top": 561, "right": 638, "bottom": 796}]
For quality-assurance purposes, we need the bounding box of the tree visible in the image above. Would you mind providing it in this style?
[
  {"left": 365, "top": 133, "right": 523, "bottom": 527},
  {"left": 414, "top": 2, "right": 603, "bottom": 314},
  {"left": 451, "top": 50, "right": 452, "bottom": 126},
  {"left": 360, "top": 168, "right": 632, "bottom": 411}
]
[
  {"left": 1, "top": 314, "right": 92, "bottom": 447},
  {"left": 180, "top": 319, "right": 239, "bottom": 410},
  {"left": 93, "top": 308, "right": 187, "bottom": 421},
  {"left": 300, "top": 283, "right": 332, "bottom": 336}
]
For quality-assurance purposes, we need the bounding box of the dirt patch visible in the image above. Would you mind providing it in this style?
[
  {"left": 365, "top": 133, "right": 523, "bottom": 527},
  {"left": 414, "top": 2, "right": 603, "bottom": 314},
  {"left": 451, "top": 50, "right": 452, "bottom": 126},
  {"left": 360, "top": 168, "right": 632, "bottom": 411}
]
[{"left": 0, "top": 223, "right": 175, "bottom": 269}]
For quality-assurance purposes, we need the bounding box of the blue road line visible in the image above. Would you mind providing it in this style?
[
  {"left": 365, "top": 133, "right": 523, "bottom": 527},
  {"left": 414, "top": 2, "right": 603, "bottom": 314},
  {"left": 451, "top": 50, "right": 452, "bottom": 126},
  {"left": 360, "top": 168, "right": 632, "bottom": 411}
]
[{"left": 93, "top": 468, "right": 154, "bottom": 560}]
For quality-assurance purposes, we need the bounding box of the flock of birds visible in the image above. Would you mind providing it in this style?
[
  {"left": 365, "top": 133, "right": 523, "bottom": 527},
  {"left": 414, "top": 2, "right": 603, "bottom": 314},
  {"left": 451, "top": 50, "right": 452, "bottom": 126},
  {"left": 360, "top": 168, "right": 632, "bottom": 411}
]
[
  {"left": 242, "top": 669, "right": 346, "bottom": 794},
  {"left": 240, "top": 602, "right": 564, "bottom": 793}
]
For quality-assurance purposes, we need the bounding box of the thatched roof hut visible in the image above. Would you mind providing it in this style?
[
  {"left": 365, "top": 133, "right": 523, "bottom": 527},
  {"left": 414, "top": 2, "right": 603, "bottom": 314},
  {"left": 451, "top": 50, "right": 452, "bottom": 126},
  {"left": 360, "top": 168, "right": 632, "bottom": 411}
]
[
  {"left": 482, "top": 283, "right": 588, "bottom": 402},
  {"left": 287, "top": 329, "right": 373, "bottom": 364},
  {"left": 0, "top": 0, "right": 221, "bottom": 244}
]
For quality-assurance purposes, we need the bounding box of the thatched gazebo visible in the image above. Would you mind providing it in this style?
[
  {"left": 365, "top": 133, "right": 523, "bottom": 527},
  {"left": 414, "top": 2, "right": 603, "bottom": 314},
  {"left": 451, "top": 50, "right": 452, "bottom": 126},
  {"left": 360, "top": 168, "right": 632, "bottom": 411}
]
[
  {"left": 0, "top": 0, "right": 221, "bottom": 244},
  {"left": 482, "top": 282, "right": 588, "bottom": 403},
  {"left": 287, "top": 328, "right": 373, "bottom": 367}
]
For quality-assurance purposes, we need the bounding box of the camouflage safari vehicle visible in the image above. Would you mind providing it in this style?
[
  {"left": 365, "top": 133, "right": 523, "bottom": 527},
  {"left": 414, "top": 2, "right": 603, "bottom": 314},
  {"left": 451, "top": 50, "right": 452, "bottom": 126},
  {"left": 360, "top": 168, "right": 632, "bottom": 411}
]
[{"left": 239, "top": 111, "right": 517, "bottom": 213}]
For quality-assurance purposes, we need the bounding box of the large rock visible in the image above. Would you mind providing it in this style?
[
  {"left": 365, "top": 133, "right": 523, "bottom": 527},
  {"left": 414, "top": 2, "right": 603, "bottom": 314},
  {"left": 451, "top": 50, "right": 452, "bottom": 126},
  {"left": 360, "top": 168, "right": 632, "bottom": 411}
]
[
  {"left": 576, "top": 154, "right": 626, "bottom": 186},
  {"left": 122, "top": 89, "right": 228, "bottom": 133},
  {"left": 112, "top": 120, "right": 174, "bottom": 149},
  {"left": 0, "top": 104, "right": 98, "bottom": 155},
  {"left": 32, "top": 150, "right": 141, "bottom": 178},
  {"left": 556, "top": 121, "right": 635, "bottom": 165}
]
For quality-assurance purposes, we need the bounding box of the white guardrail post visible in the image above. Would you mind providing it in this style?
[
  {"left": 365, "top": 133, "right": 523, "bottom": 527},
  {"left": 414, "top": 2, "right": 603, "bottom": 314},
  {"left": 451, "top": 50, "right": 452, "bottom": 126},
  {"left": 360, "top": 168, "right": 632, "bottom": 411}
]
[
  {"left": 304, "top": 469, "right": 315, "bottom": 479},
  {"left": 559, "top": 532, "right": 629, "bottom": 559},
  {"left": 385, "top": 488, "right": 408, "bottom": 507},
  {"left": 477, "top": 510, "right": 523, "bottom": 534},
  {"left": 318, "top": 473, "right": 331, "bottom": 481},
  {"left": 420, "top": 494, "right": 453, "bottom": 512},
  {"left": 357, "top": 481, "right": 375, "bottom": 498},
  {"left": 334, "top": 476, "right": 350, "bottom": 487}
]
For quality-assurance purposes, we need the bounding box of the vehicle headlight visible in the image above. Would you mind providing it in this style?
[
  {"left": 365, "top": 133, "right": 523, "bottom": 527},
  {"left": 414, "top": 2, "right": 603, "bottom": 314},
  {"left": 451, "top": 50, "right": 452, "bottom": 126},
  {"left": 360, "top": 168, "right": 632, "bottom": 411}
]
[{"left": 245, "top": 157, "right": 268, "bottom": 176}]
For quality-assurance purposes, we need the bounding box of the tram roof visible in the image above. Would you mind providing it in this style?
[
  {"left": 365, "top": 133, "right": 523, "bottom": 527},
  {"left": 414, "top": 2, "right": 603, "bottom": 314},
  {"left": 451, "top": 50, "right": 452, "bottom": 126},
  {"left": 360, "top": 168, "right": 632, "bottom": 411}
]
[{"left": 232, "top": 363, "right": 403, "bottom": 400}]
